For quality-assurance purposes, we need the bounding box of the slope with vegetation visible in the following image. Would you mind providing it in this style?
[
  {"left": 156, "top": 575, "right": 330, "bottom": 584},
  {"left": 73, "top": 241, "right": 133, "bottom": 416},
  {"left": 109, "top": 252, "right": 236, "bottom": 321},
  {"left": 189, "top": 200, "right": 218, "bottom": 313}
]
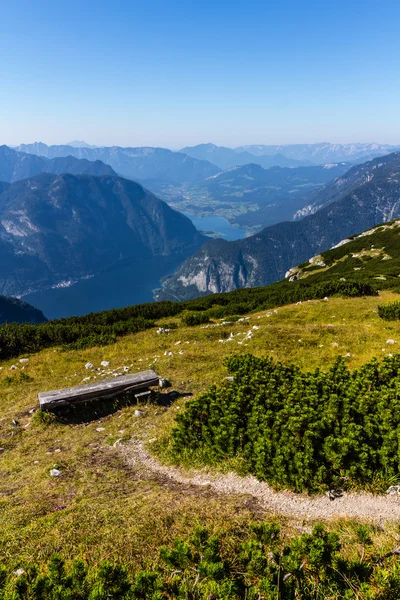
[
  {"left": 1, "top": 288, "right": 400, "bottom": 598},
  {"left": 0, "top": 296, "right": 47, "bottom": 325},
  {"left": 2, "top": 224, "right": 400, "bottom": 597}
]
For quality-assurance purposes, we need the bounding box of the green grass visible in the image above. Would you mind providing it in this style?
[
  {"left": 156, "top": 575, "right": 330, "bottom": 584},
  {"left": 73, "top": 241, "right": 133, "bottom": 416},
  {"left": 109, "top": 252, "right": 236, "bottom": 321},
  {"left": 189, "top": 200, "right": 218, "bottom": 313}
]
[{"left": 1, "top": 291, "right": 400, "bottom": 570}]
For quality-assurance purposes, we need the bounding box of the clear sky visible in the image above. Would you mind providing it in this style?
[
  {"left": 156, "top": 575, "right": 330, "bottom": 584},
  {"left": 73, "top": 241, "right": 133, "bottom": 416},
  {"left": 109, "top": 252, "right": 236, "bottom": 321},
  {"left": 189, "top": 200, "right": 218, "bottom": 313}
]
[{"left": 1, "top": 0, "right": 400, "bottom": 148}]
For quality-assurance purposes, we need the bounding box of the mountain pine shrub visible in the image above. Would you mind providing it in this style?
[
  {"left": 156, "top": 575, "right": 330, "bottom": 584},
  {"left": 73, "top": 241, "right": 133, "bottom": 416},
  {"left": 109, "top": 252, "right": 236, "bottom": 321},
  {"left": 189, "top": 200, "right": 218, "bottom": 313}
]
[
  {"left": 172, "top": 353, "right": 400, "bottom": 492},
  {"left": 2, "top": 523, "right": 400, "bottom": 598}
]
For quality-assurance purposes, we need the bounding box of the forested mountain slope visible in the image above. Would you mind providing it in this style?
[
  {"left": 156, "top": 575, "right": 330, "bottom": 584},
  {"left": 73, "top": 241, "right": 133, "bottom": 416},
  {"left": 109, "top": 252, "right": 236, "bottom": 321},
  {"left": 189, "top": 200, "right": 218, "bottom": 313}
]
[{"left": 0, "top": 173, "right": 206, "bottom": 296}]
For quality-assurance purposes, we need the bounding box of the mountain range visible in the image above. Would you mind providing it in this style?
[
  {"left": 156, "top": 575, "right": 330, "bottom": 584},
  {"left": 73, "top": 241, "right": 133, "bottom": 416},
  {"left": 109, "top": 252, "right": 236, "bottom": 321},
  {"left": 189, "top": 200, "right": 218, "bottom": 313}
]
[
  {"left": 234, "top": 142, "right": 400, "bottom": 164},
  {"left": 180, "top": 143, "right": 310, "bottom": 170},
  {"left": 157, "top": 152, "right": 400, "bottom": 301},
  {"left": 0, "top": 145, "right": 116, "bottom": 183},
  {"left": 0, "top": 173, "right": 206, "bottom": 297},
  {"left": 180, "top": 142, "right": 399, "bottom": 169},
  {"left": 15, "top": 143, "right": 220, "bottom": 183}
]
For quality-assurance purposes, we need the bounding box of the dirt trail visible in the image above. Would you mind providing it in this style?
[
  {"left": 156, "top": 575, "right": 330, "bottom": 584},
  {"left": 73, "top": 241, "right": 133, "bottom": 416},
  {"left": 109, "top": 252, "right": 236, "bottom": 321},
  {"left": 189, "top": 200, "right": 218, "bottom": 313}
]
[{"left": 121, "top": 441, "right": 400, "bottom": 524}]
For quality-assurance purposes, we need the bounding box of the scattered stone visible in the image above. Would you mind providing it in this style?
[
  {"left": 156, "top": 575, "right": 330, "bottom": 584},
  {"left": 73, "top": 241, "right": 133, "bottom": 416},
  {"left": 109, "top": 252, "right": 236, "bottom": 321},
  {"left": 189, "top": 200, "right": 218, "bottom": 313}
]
[
  {"left": 134, "top": 409, "right": 145, "bottom": 418},
  {"left": 81, "top": 376, "right": 91, "bottom": 383},
  {"left": 33, "top": 460, "right": 39, "bottom": 464},
  {"left": 96, "top": 427, "right": 105, "bottom": 432},
  {"left": 113, "top": 438, "right": 123, "bottom": 447},
  {"left": 19, "top": 358, "right": 29, "bottom": 364},
  {"left": 10, "top": 365, "right": 18, "bottom": 370},
  {"left": 325, "top": 489, "right": 343, "bottom": 501},
  {"left": 85, "top": 362, "right": 94, "bottom": 370},
  {"left": 11, "top": 419, "right": 19, "bottom": 427},
  {"left": 13, "top": 568, "right": 25, "bottom": 577},
  {"left": 332, "top": 342, "right": 339, "bottom": 347},
  {"left": 224, "top": 376, "right": 234, "bottom": 382},
  {"left": 123, "top": 366, "right": 130, "bottom": 373},
  {"left": 50, "top": 469, "right": 61, "bottom": 477},
  {"left": 323, "top": 297, "right": 329, "bottom": 301},
  {"left": 54, "top": 448, "right": 61, "bottom": 453},
  {"left": 178, "top": 350, "right": 184, "bottom": 355},
  {"left": 387, "top": 485, "right": 400, "bottom": 495},
  {"left": 386, "top": 339, "right": 396, "bottom": 345},
  {"left": 0, "top": 448, "right": 5, "bottom": 454},
  {"left": 174, "top": 341, "right": 181, "bottom": 345},
  {"left": 101, "top": 360, "right": 110, "bottom": 367},
  {"left": 159, "top": 378, "right": 169, "bottom": 389}
]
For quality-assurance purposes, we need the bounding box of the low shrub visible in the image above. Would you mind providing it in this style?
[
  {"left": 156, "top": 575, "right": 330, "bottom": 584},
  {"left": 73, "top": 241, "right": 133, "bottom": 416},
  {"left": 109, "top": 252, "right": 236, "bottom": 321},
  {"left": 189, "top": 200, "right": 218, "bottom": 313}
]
[{"left": 172, "top": 353, "right": 400, "bottom": 492}]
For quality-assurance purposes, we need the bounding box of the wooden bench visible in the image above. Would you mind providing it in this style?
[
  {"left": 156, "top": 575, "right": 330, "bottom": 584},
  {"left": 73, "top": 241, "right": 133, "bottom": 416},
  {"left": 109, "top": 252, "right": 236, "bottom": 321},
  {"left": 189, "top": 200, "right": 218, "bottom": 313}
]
[{"left": 38, "top": 369, "right": 160, "bottom": 410}]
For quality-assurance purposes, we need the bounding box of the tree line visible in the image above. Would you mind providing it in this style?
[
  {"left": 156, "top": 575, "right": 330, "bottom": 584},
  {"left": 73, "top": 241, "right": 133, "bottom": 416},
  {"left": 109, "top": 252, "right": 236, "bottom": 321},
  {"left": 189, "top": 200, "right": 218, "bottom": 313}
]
[{"left": 0, "top": 280, "right": 375, "bottom": 361}]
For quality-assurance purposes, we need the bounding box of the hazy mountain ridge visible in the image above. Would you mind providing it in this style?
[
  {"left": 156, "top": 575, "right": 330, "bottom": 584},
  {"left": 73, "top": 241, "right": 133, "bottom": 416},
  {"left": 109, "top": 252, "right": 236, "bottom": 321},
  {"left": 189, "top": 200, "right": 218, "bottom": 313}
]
[
  {"left": 0, "top": 145, "right": 116, "bottom": 183},
  {"left": 180, "top": 143, "right": 311, "bottom": 169},
  {"left": 16, "top": 143, "right": 221, "bottom": 183},
  {"left": 0, "top": 173, "right": 206, "bottom": 297},
  {"left": 235, "top": 142, "right": 399, "bottom": 163},
  {"left": 157, "top": 152, "right": 400, "bottom": 300}
]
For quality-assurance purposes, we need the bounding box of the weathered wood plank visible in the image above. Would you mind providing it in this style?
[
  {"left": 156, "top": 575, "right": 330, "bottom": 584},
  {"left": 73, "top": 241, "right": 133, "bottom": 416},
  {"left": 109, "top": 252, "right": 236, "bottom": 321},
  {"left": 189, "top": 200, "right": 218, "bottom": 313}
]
[{"left": 38, "top": 369, "right": 160, "bottom": 409}]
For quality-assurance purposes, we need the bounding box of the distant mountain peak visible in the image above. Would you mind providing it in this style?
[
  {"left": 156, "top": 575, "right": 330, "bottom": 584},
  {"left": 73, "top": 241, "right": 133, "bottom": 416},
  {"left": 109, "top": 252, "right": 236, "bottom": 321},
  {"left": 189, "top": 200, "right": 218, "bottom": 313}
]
[{"left": 65, "top": 140, "right": 100, "bottom": 149}]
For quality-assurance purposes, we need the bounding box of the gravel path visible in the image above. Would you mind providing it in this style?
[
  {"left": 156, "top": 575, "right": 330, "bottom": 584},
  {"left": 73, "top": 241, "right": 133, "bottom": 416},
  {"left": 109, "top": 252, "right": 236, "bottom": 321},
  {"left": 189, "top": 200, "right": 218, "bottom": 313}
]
[{"left": 121, "top": 441, "right": 400, "bottom": 524}]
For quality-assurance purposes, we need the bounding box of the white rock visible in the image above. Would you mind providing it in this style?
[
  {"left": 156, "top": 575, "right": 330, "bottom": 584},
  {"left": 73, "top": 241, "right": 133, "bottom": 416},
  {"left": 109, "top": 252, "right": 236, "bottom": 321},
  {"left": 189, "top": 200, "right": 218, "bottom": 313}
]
[
  {"left": 19, "top": 358, "right": 29, "bottom": 364},
  {"left": 13, "top": 568, "right": 25, "bottom": 577},
  {"left": 85, "top": 362, "right": 94, "bottom": 369},
  {"left": 323, "top": 297, "right": 329, "bottom": 301},
  {"left": 10, "top": 365, "right": 18, "bottom": 370},
  {"left": 101, "top": 361, "right": 110, "bottom": 367},
  {"left": 174, "top": 341, "right": 181, "bottom": 345},
  {"left": 134, "top": 409, "right": 145, "bottom": 418},
  {"left": 50, "top": 469, "right": 61, "bottom": 477},
  {"left": 386, "top": 339, "right": 396, "bottom": 344}
]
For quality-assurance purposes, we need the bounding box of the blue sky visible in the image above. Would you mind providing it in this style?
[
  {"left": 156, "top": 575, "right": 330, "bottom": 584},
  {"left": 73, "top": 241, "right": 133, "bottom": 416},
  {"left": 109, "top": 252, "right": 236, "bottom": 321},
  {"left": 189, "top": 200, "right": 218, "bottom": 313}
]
[{"left": 1, "top": 0, "right": 400, "bottom": 148}]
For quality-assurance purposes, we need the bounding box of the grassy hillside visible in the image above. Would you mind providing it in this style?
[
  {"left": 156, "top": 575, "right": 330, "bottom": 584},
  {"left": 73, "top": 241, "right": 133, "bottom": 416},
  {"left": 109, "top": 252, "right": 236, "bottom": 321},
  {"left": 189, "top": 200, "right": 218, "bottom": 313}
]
[
  {"left": 2, "top": 291, "right": 400, "bottom": 575},
  {"left": 287, "top": 218, "right": 400, "bottom": 289}
]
